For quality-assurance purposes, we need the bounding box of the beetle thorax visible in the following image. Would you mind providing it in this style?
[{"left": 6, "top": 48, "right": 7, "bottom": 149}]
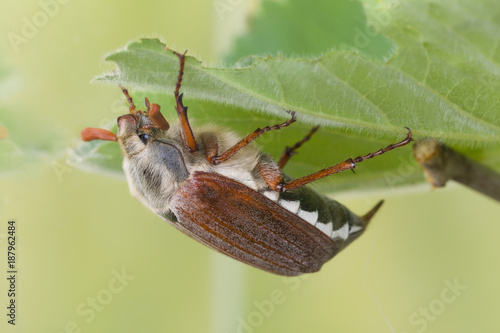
[{"left": 117, "top": 114, "right": 266, "bottom": 214}]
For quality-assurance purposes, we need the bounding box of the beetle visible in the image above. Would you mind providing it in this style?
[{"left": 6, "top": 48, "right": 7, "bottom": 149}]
[{"left": 81, "top": 50, "right": 412, "bottom": 276}]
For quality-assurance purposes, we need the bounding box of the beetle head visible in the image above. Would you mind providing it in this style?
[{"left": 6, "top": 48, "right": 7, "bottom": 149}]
[
  {"left": 80, "top": 90, "right": 190, "bottom": 211},
  {"left": 117, "top": 109, "right": 189, "bottom": 211}
]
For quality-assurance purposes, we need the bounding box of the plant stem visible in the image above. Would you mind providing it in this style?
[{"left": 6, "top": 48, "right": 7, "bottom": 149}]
[{"left": 413, "top": 138, "right": 500, "bottom": 202}]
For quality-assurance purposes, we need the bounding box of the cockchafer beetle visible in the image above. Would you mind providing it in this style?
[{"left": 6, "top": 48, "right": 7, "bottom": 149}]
[{"left": 81, "top": 50, "right": 412, "bottom": 276}]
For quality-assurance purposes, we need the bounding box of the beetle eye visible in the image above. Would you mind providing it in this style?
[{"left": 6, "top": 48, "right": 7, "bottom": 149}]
[{"left": 139, "top": 133, "right": 150, "bottom": 145}]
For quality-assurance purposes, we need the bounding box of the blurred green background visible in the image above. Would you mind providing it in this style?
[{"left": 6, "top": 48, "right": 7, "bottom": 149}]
[{"left": 1, "top": 0, "right": 499, "bottom": 332}]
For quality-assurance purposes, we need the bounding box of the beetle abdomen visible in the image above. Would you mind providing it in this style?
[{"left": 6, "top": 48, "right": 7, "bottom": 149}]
[
  {"left": 166, "top": 172, "right": 338, "bottom": 276},
  {"left": 260, "top": 184, "right": 365, "bottom": 250}
]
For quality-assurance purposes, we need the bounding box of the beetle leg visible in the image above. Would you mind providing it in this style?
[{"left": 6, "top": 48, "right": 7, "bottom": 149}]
[
  {"left": 258, "top": 158, "right": 285, "bottom": 191},
  {"left": 201, "top": 132, "right": 218, "bottom": 162},
  {"left": 210, "top": 112, "right": 297, "bottom": 165},
  {"left": 171, "top": 50, "right": 198, "bottom": 152},
  {"left": 277, "top": 128, "right": 413, "bottom": 192},
  {"left": 119, "top": 85, "right": 136, "bottom": 113},
  {"left": 277, "top": 125, "right": 319, "bottom": 169}
]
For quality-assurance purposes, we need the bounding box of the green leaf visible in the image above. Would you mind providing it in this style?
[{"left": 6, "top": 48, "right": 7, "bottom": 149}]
[
  {"left": 225, "top": 0, "right": 395, "bottom": 63},
  {"left": 80, "top": 0, "right": 500, "bottom": 194},
  {"left": 68, "top": 123, "right": 123, "bottom": 178},
  {"left": 99, "top": 32, "right": 500, "bottom": 145}
]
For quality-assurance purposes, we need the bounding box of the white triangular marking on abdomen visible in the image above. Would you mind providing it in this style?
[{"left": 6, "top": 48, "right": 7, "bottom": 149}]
[
  {"left": 350, "top": 225, "right": 363, "bottom": 234},
  {"left": 279, "top": 200, "right": 300, "bottom": 214},
  {"left": 315, "top": 221, "right": 333, "bottom": 236},
  {"left": 262, "top": 191, "right": 279, "bottom": 202},
  {"left": 297, "top": 209, "right": 318, "bottom": 225},
  {"left": 331, "top": 223, "right": 349, "bottom": 240}
]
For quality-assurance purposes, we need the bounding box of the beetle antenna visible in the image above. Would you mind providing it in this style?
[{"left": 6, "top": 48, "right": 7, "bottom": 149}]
[
  {"left": 81, "top": 128, "right": 117, "bottom": 142},
  {"left": 148, "top": 102, "right": 170, "bottom": 131}
]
